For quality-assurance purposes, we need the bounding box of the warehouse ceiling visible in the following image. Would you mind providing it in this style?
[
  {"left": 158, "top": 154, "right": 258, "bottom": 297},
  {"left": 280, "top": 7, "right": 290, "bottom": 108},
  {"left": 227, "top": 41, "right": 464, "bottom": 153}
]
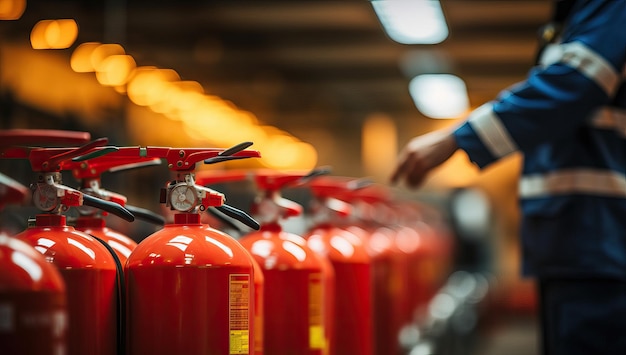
[
  {"left": 0, "top": 0, "right": 551, "bottom": 179},
  {"left": 0, "top": 0, "right": 550, "bottom": 176}
]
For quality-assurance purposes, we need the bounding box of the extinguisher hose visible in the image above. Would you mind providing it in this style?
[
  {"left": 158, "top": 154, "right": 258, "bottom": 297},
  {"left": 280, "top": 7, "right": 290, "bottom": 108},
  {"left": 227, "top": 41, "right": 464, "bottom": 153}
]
[
  {"left": 83, "top": 194, "right": 135, "bottom": 222},
  {"left": 207, "top": 207, "right": 245, "bottom": 233},
  {"left": 91, "top": 235, "right": 126, "bottom": 355},
  {"left": 214, "top": 204, "right": 260, "bottom": 230},
  {"left": 125, "top": 204, "right": 166, "bottom": 226}
]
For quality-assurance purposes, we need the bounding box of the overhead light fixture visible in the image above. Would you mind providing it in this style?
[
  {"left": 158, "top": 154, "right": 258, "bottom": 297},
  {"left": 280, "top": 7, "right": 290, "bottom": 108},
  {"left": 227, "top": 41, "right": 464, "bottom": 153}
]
[
  {"left": 371, "top": 0, "right": 448, "bottom": 45},
  {"left": 362, "top": 113, "right": 397, "bottom": 182},
  {"left": 95, "top": 55, "right": 136, "bottom": 87},
  {"left": 409, "top": 74, "right": 469, "bottom": 119},
  {"left": 30, "top": 19, "right": 79, "bottom": 49},
  {"left": 0, "top": 0, "right": 26, "bottom": 20}
]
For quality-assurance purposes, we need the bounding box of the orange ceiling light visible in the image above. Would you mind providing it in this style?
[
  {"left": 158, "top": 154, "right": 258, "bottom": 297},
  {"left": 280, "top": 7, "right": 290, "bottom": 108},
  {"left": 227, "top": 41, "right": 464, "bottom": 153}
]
[
  {"left": 0, "top": 0, "right": 26, "bottom": 20},
  {"left": 362, "top": 113, "right": 397, "bottom": 181},
  {"left": 70, "top": 42, "right": 101, "bottom": 72},
  {"left": 30, "top": 19, "right": 78, "bottom": 49},
  {"left": 127, "top": 67, "right": 180, "bottom": 107},
  {"left": 90, "top": 43, "right": 125, "bottom": 70},
  {"left": 95, "top": 55, "right": 137, "bottom": 86}
]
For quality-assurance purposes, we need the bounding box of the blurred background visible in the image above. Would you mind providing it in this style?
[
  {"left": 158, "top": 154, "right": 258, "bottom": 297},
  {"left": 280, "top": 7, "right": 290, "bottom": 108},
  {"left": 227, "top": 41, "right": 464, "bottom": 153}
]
[{"left": 0, "top": 0, "right": 546, "bottom": 353}]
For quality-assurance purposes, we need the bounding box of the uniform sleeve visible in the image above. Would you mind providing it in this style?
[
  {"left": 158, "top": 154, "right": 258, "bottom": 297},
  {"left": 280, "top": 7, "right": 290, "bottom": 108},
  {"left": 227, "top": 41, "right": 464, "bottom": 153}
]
[{"left": 453, "top": 0, "right": 626, "bottom": 169}]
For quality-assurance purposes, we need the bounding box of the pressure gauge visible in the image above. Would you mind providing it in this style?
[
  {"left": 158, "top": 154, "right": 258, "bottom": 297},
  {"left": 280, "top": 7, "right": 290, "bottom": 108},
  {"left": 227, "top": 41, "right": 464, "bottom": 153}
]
[
  {"left": 33, "top": 183, "right": 58, "bottom": 212},
  {"left": 169, "top": 183, "right": 198, "bottom": 212}
]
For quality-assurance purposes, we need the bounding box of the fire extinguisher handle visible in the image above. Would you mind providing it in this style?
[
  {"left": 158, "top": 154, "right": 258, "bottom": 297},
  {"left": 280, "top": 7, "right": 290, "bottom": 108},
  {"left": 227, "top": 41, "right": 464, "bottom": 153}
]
[
  {"left": 0, "top": 129, "right": 91, "bottom": 147},
  {"left": 203, "top": 141, "right": 254, "bottom": 164},
  {"left": 125, "top": 204, "right": 165, "bottom": 225},
  {"left": 347, "top": 177, "right": 374, "bottom": 190},
  {"left": 0, "top": 172, "right": 30, "bottom": 206},
  {"left": 214, "top": 204, "right": 260, "bottom": 230},
  {"left": 70, "top": 146, "right": 120, "bottom": 162},
  {"left": 300, "top": 165, "right": 333, "bottom": 183},
  {"left": 219, "top": 141, "right": 254, "bottom": 157},
  {"left": 203, "top": 155, "right": 251, "bottom": 165},
  {"left": 46, "top": 138, "right": 110, "bottom": 170},
  {"left": 82, "top": 194, "right": 135, "bottom": 222}
]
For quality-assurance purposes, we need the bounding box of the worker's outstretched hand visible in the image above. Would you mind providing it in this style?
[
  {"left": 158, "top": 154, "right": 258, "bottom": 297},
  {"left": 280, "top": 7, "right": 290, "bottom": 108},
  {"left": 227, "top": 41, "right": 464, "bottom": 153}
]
[{"left": 390, "top": 128, "right": 458, "bottom": 189}]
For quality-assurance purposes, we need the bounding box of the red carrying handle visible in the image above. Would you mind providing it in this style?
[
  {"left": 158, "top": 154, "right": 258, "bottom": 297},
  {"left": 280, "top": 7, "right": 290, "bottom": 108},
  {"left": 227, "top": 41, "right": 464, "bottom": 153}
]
[
  {"left": 193, "top": 169, "right": 250, "bottom": 186},
  {"left": 82, "top": 145, "right": 260, "bottom": 172},
  {"left": 304, "top": 175, "right": 377, "bottom": 218},
  {"left": 306, "top": 175, "right": 372, "bottom": 199},
  {"left": 1, "top": 138, "right": 111, "bottom": 172},
  {"left": 0, "top": 173, "right": 30, "bottom": 209},
  {"left": 68, "top": 156, "right": 162, "bottom": 180},
  {"left": 0, "top": 129, "right": 91, "bottom": 147}
]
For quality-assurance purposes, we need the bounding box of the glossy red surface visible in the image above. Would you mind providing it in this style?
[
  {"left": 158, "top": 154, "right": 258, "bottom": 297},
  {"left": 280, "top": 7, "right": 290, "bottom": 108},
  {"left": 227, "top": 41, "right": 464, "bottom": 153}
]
[
  {"left": 304, "top": 224, "right": 372, "bottom": 355},
  {"left": 0, "top": 234, "right": 66, "bottom": 291},
  {"left": 0, "top": 234, "right": 67, "bottom": 355},
  {"left": 346, "top": 224, "right": 408, "bottom": 355},
  {"left": 239, "top": 225, "right": 329, "bottom": 355},
  {"left": 126, "top": 213, "right": 256, "bottom": 355},
  {"left": 251, "top": 258, "right": 264, "bottom": 355},
  {"left": 75, "top": 216, "right": 138, "bottom": 265},
  {"left": 13, "top": 215, "right": 118, "bottom": 355}
]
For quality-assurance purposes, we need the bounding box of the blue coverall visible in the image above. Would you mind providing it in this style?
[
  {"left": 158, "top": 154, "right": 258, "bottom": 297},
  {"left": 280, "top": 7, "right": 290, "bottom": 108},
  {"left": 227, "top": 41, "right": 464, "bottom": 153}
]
[{"left": 453, "top": 1, "right": 626, "bottom": 353}]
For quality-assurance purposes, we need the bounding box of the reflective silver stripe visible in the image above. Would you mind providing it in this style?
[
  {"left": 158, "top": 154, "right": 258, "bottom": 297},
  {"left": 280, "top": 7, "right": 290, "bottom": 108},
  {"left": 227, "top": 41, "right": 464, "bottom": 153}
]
[
  {"left": 467, "top": 102, "right": 518, "bottom": 158},
  {"left": 590, "top": 107, "right": 626, "bottom": 137},
  {"left": 539, "top": 42, "right": 620, "bottom": 97},
  {"left": 519, "top": 169, "right": 626, "bottom": 198}
]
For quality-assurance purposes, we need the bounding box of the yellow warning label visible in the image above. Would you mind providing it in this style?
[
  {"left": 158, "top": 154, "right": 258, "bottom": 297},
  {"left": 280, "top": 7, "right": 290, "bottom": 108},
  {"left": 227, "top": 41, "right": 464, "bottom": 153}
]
[
  {"left": 309, "top": 273, "right": 325, "bottom": 350},
  {"left": 230, "top": 330, "right": 250, "bottom": 354},
  {"left": 230, "top": 274, "right": 250, "bottom": 355},
  {"left": 309, "top": 325, "right": 325, "bottom": 350}
]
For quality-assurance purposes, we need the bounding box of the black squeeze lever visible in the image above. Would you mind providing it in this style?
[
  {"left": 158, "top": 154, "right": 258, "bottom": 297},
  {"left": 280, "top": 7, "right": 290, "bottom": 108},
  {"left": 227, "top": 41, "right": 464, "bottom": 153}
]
[
  {"left": 125, "top": 205, "right": 166, "bottom": 226},
  {"left": 82, "top": 194, "right": 135, "bottom": 222},
  {"left": 300, "top": 166, "right": 332, "bottom": 182},
  {"left": 203, "top": 156, "right": 250, "bottom": 165},
  {"left": 203, "top": 141, "right": 254, "bottom": 164},
  {"left": 71, "top": 146, "right": 119, "bottom": 162},
  {"left": 348, "top": 178, "right": 374, "bottom": 191},
  {"left": 214, "top": 204, "right": 260, "bottom": 230}
]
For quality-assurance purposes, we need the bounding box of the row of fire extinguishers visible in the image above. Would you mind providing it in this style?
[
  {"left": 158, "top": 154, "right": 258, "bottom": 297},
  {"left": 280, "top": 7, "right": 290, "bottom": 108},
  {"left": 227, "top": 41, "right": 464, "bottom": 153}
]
[{"left": 0, "top": 128, "right": 458, "bottom": 355}]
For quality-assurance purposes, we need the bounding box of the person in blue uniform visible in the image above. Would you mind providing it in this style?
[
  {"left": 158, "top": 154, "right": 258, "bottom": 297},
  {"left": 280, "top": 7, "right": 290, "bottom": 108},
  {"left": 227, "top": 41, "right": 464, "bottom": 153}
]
[{"left": 391, "top": 1, "right": 626, "bottom": 354}]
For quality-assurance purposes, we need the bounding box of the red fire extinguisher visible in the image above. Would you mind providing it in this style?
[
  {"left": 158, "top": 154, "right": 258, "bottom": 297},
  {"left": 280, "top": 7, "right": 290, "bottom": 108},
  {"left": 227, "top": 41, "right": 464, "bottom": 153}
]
[
  {"left": 3, "top": 136, "right": 135, "bottom": 355},
  {"left": 302, "top": 176, "right": 373, "bottom": 355},
  {"left": 390, "top": 198, "right": 455, "bottom": 320},
  {"left": 124, "top": 143, "right": 262, "bottom": 355},
  {"left": 0, "top": 172, "right": 67, "bottom": 355},
  {"left": 65, "top": 154, "right": 165, "bottom": 264},
  {"left": 197, "top": 169, "right": 334, "bottom": 355},
  {"left": 333, "top": 180, "right": 421, "bottom": 355},
  {"left": 349, "top": 185, "right": 418, "bottom": 345},
  {"left": 194, "top": 169, "right": 266, "bottom": 355}
]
